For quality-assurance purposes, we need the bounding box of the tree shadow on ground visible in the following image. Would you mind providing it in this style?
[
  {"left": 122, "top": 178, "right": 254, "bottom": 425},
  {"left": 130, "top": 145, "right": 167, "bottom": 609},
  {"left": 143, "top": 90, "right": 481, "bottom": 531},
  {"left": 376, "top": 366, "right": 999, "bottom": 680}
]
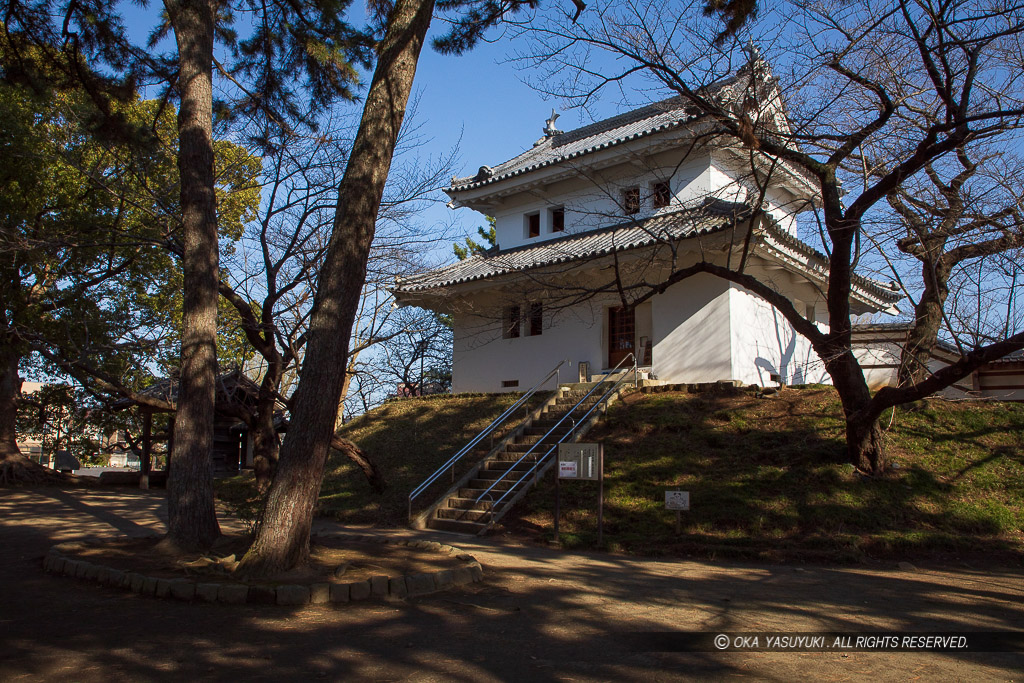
[{"left": 1, "top": 487, "right": 1022, "bottom": 681}]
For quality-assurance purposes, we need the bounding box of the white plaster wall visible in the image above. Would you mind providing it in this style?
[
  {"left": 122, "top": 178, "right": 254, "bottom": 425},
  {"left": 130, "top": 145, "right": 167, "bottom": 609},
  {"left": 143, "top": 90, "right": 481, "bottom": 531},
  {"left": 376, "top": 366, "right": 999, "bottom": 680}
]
[
  {"left": 729, "top": 284, "right": 829, "bottom": 386},
  {"left": 852, "top": 343, "right": 901, "bottom": 390},
  {"left": 851, "top": 341, "right": 974, "bottom": 397},
  {"left": 451, "top": 296, "right": 608, "bottom": 393},
  {"left": 489, "top": 150, "right": 718, "bottom": 251},
  {"left": 651, "top": 274, "right": 733, "bottom": 382}
]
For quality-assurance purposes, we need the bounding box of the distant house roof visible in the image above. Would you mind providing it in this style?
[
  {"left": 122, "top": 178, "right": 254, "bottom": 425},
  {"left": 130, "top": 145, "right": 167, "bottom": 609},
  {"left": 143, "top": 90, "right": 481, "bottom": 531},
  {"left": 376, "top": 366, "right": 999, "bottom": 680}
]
[
  {"left": 394, "top": 202, "right": 901, "bottom": 308},
  {"left": 112, "top": 369, "right": 261, "bottom": 413},
  {"left": 853, "top": 323, "right": 1024, "bottom": 364}
]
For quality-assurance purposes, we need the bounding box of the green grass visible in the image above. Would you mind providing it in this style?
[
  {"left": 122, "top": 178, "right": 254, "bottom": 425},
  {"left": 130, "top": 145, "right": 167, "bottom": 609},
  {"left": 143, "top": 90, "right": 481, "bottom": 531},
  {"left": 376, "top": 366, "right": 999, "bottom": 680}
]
[
  {"left": 507, "top": 387, "right": 1024, "bottom": 563},
  {"left": 217, "top": 386, "right": 1024, "bottom": 564},
  {"left": 217, "top": 392, "right": 544, "bottom": 526}
]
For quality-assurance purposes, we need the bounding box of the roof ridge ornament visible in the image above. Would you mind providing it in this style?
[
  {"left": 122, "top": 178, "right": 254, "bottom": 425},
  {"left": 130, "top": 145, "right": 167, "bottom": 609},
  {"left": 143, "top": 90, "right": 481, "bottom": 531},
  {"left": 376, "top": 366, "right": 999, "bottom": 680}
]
[
  {"left": 544, "top": 109, "right": 562, "bottom": 137},
  {"left": 743, "top": 39, "right": 762, "bottom": 63}
]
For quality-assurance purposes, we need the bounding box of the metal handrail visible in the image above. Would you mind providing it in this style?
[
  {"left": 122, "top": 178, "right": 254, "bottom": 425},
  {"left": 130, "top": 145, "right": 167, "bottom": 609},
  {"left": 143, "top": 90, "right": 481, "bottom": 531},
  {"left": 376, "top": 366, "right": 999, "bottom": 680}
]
[
  {"left": 472, "top": 353, "right": 638, "bottom": 514},
  {"left": 408, "top": 359, "right": 567, "bottom": 520}
]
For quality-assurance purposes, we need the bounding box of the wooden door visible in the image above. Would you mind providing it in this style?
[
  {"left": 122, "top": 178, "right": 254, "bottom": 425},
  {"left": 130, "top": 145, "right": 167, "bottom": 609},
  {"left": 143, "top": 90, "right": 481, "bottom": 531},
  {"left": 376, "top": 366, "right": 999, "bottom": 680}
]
[{"left": 608, "top": 306, "right": 635, "bottom": 368}]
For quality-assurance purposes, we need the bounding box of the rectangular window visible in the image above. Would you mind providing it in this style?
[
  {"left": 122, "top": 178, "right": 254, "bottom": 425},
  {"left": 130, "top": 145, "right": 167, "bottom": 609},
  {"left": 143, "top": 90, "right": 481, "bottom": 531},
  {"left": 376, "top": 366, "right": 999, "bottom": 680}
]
[
  {"left": 651, "top": 181, "right": 671, "bottom": 208},
  {"left": 622, "top": 187, "right": 641, "bottom": 215},
  {"left": 526, "top": 212, "right": 540, "bottom": 238},
  {"left": 503, "top": 305, "right": 521, "bottom": 339},
  {"left": 529, "top": 302, "right": 543, "bottom": 336},
  {"left": 551, "top": 207, "right": 565, "bottom": 232}
]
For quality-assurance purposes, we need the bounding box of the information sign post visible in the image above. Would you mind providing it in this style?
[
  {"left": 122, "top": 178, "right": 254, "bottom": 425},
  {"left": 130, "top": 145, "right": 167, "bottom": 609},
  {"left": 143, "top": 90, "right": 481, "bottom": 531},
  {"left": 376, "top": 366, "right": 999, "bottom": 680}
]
[{"left": 556, "top": 443, "right": 604, "bottom": 544}]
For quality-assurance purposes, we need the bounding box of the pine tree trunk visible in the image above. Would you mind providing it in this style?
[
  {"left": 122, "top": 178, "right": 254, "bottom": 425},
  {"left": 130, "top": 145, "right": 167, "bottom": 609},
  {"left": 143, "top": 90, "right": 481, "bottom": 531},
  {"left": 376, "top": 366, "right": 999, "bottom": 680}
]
[
  {"left": 0, "top": 345, "right": 54, "bottom": 484},
  {"left": 238, "top": 0, "right": 436, "bottom": 577},
  {"left": 163, "top": 0, "right": 221, "bottom": 550}
]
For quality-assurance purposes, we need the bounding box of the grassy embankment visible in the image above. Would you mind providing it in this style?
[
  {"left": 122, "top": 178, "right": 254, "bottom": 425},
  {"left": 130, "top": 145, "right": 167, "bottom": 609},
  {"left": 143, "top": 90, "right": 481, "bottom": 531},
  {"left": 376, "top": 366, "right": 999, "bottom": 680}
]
[
  {"left": 217, "top": 392, "right": 543, "bottom": 527},
  {"left": 218, "top": 387, "right": 1024, "bottom": 563}
]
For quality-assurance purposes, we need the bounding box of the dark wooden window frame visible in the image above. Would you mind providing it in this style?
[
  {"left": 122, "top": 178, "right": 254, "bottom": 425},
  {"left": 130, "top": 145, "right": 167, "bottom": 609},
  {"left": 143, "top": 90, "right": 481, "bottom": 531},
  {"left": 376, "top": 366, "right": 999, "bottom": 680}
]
[
  {"left": 622, "top": 187, "right": 641, "bottom": 215},
  {"left": 651, "top": 181, "right": 671, "bottom": 209},
  {"left": 503, "top": 305, "right": 521, "bottom": 339},
  {"left": 550, "top": 207, "right": 565, "bottom": 232},
  {"left": 528, "top": 302, "right": 543, "bottom": 336},
  {"left": 526, "top": 212, "right": 540, "bottom": 238}
]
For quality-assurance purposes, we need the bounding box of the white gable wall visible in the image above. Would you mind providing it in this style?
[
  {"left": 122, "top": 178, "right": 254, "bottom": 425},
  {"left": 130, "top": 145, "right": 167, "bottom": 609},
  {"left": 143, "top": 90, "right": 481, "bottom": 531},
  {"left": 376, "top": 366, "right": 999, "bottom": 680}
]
[{"left": 710, "top": 151, "right": 802, "bottom": 236}]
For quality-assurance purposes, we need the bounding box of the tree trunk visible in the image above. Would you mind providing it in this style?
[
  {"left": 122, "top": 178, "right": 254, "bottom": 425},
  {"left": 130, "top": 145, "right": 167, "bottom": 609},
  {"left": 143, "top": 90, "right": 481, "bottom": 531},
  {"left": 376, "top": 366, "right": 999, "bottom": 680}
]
[
  {"left": 252, "top": 374, "right": 280, "bottom": 492},
  {"left": 824, "top": 342, "right": 889, "bottom": 475},
  {"left": 898, "top": 258, "right": 951, "bottom": 387},
  {"left": 331, "top": 436, "right": 386, "bottom": 493},
  {"left": 0, "top": 345, "right": 56, "bottom": 484},
  {"left": 0, "top": 345, "right": 22, "bottom": 459},
  {"left": 237, "top": 0, "right": 436, "bottom": 577},
  {"left": 163, "top": 0, "right": 221, "bottom": 550},
  {"left": 846, "top": 411, "right": 886, "bottom": 474}
]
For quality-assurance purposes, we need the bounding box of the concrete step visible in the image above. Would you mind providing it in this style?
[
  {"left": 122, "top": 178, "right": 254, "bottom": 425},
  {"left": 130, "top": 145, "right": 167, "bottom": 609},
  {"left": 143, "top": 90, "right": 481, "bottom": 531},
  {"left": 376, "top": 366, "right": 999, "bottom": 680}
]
[
  {"left": 504, "top": 441, "right": 558, "bottom": 453},
  {"left": 524, "top": 424, "right": 575, "bottom": 436},
  {"left": 436, "top": 507, "right": 497, "bottom": 522},
  {"left": 553, "top": 396, "right": 605, "bottom": 407},
  {"left": 481, "top": 459, "right": 535, "bottom": 472},
  {"left": 493, "top": 448, "right": 548, "bottom": 458},
  {"left": 446, "top": 496, "right": 498, "bottom": 510},
  {"left": 467, "top": 477, "right": 523, "bottom": 492},
  {"left": 428, "top": 517, "right": 486, "bottom": 534}
]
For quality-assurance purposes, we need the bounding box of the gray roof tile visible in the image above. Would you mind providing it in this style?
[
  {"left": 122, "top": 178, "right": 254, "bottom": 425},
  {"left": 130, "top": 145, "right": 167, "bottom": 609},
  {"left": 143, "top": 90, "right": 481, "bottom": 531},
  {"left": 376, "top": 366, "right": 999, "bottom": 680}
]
[
  {"left": 396, "top": 205, "right": 736, "bottom": 292},
  {"left": 395, "top": 202, "right": 901, "bottom": 307}
]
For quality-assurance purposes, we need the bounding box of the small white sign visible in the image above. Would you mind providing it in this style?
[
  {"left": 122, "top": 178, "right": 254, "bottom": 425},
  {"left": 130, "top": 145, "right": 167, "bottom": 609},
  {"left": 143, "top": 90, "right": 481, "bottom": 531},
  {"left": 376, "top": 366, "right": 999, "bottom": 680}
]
[
  {"left": 559, "top": 461, "right": 578, "bottom": 478},
  {"left": 665, "top": 490, "right": 690, "bottom": 510}
]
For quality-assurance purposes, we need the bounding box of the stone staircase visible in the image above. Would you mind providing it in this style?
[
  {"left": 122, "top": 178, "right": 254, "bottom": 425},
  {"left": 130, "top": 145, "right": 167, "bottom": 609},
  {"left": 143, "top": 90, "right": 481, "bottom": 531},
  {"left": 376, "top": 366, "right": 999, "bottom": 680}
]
[{"left": 414, "top": 382, "right": 622, "bottom": 535}]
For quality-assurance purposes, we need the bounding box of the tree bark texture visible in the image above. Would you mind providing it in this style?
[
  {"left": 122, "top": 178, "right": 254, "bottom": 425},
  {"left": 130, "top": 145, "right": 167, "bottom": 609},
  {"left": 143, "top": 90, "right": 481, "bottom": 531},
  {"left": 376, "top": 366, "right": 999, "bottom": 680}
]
[
  {"left": 820, "top": 203, "right": 889, "bottom": 475},
  {"left": 252, "top": 372, "right": 281, "bottom": 492},
  {"left": 0, "top": 345, "right": 22, "bottom": 459},
  {"left": 0, "top": 345, "right": 57, "bottom": 484},
  {"left": 238, "top": 0, "right": 436, "bottom": 576},
  {"left": 163, "top": 0, "right": 221, "bottom": 550},
  {"left": 899, "top": 258, "right": 951, "bottom": 387}
]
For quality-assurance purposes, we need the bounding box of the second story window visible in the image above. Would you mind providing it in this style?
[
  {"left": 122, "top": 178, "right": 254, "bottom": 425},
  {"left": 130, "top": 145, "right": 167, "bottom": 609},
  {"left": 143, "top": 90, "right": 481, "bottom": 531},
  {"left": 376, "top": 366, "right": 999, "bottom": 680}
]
[
  {"left": 651, "top": 181, "right": 671, "bottom": 208},
  {"left": 622, "top": 187, "right": 641, "bottom": 215},
  {"left": 528, "top": 302, "right": 543, "bottom": 336},
  {"left": 550, "top": 207, "right": 565, "bottom": 232},
  {"left": 503, "top": 305, "right": 521, "bottom": 339},
  {"left": 526, "top": 212, "right": 540, "bottom": 238}
]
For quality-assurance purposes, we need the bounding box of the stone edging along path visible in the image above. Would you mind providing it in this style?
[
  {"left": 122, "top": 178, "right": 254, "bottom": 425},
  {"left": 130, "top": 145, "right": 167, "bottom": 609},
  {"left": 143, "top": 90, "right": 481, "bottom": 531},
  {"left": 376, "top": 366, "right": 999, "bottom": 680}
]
[{"left": 42, "top": 532, "right": 484, "bottom": 606}]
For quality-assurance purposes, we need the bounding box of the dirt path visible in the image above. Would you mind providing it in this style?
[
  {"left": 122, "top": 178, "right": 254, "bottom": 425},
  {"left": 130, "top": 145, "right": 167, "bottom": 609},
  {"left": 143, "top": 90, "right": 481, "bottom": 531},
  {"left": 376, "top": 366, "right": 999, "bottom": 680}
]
[{"left": 1, "top": 487, "right": 1022, "bottom": 681}]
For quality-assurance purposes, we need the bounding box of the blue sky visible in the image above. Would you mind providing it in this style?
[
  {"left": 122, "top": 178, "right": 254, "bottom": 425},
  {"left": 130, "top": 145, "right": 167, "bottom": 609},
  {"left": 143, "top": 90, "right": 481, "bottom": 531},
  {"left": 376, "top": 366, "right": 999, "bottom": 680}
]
[
  {"left": 118, "top": 3, "right": 622, "bottom": 260},
  {"left": 400, "top": 30, "right": 622, "bottom": 253}
]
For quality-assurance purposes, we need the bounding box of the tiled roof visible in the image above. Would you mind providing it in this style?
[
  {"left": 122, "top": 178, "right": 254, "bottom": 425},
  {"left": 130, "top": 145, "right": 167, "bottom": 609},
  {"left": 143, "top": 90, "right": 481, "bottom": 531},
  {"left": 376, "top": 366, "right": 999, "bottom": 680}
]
[
  {"left": 396, "top": 204, "right": 738, "bottom": 292},
  {"left": 394, "top": 202, "right": 900, "bottom": 306},
  {"left": 449, "top": 78, "right": 742, "bottom": 192}
]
